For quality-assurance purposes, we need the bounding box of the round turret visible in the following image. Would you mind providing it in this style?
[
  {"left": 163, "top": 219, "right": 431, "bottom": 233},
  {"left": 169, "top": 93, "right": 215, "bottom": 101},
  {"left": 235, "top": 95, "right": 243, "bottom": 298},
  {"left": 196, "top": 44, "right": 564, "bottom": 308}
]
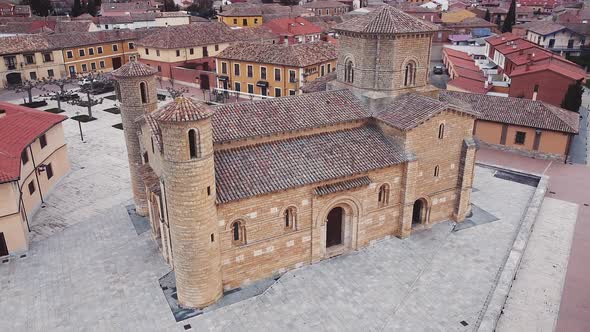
[
  {"left": 153, "top": 97, "right": 222, "bottom": 308},
  {"left": 112, "top": 60, "right": 158, "bottom": 216}
]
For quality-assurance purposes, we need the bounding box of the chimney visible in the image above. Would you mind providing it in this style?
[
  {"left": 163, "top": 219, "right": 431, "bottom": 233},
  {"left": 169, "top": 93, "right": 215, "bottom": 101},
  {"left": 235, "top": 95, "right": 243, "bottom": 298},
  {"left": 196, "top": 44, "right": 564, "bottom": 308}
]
[
  {"left": 0, "top": 109, "right": 5, "bottom": 119},
  {"left": 484, "top": 81, "right": 489, "bottom": 88}
]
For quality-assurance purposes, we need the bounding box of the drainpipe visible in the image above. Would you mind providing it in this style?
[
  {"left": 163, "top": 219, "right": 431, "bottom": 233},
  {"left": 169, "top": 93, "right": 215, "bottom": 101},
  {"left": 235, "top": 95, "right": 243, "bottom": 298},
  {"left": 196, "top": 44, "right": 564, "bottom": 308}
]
[
  {"left": 16, "top": 182, "right": 30, "bottom": 232},
  {"left": 28, "top": 145, "right": 44, "bottom": 204}
]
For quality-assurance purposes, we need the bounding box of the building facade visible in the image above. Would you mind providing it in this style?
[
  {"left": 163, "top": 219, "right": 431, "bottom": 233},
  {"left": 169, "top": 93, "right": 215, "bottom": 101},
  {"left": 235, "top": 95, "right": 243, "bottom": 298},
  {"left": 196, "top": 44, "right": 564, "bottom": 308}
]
[
  {"left": 214, "top": 41, "right": 337, "bottom": 97},
  {"left": 114, "top": 6, "right": 477, "bottom": 309},
  {"left": 0, "top": 103, "right": 69, "bottom": 256}
]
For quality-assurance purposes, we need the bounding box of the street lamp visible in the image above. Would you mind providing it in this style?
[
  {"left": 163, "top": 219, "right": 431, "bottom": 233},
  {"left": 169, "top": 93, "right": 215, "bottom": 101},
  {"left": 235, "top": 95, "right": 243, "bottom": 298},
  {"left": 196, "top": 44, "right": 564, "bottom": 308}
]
[{"left": 75, "top": 111, "right": 85, "bottom": 142}]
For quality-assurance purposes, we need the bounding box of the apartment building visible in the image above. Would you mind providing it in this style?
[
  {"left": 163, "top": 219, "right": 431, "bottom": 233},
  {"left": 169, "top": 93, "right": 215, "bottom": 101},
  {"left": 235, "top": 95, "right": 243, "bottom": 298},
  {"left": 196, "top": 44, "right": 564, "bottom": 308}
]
[{"left": 215, "top": 41, "right": 337, "bottom": 97}]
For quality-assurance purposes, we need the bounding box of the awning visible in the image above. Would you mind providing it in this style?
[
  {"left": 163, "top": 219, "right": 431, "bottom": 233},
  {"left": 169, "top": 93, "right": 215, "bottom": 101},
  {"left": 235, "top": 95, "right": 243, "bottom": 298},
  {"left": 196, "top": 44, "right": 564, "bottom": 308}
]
[{"left": 256, "top": 81, "right": 268, "bottom": 87}]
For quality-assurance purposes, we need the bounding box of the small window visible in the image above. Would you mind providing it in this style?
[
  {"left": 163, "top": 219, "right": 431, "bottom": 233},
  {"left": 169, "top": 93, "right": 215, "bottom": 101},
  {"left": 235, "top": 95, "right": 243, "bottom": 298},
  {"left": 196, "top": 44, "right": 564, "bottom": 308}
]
[
  {"left": 188, "top": 129, "right": 201, "bottom": 158},
  {"left": 289, "top": 70, "right": 296, "bottom": 83},
  {"left": 327, "top": 63, "right": 331, "bottom": 72},
  {"left": 515, "top": 131, "right": 526, "bottom": 145},
  {"left": 43, "top": 53, "right": 52, "bottom": 62},
  {"left": 88, "top": 48, "right": 94, "bottom": 55},
  {"left": 533, "top": 84, "right": 539, "bottom": 93},
  {"left": 151, "top": 137, "right": 155, "bottom": 153},
  {"left": 378, "top": 184, "right": 390, "bottom": 207},
  {"left": 261, "top": 67, "right": 267, "bottom": 80},
  {"left": 157, "top": 65, "right": 161, "bottom": 72},
  {"left": 156, "top": 49, "right": 160, "bottom": 57},
  {"left": 79, "top": 49, "right": 85, "bottom": 57},
  {"left": 66, "top": 50, "right": 73, "bottom": 59},
  {"left": 210, "top": 233, "right": 215, "bottom": 242},
  {"left": 39, "top": 134, "right": 47, "bottom": 148},
  {"left": 128, "top": 42, "right": 134, "bottom": 50},
  {"left": 254, "top": 18, "right": 259, "bottom": 24},
  {"left": 438, "top": 123, "right": 444, "bottom": 139},
  {"left": 234, "top": 63, "right": 240, "bottom": 76},
  {"left": 143, "top": 152, "right": 149, "bottom": 163},
  {"left": 284, "top": 207, "right": 296, "bottom": 230},
  {"left": 99, "top": 61, "right": 105, "bottom": 69},
  {"left": 21, "top": 149, "right": 29, "bottom": 165},
  {"left": 242, "top": 18, "right": 247, "bottom": 26},
  {"left": 28, "top": 181, "right": 35, "bottom": 195},
  {"left": 274, "top": 68, "right": 281, "bottom": 81},
  {"left": 140, "top": 82, "right": 148, "bottom": 104},
  {"left": 176, "top": 50, "right": 180, "bottom": 57},
  {"left": 90, "top": 62, "right": 96, "bottom": 71},
  {"left": 30, "top": 72, "right": 37, "bottom": 80},
  {"left": 404, "top": 61, "right": 416, "bottom": 87},
  {"left": 97, "top": 46, "right": 103, "bottom": 54},
  {"left": 247, "top": 65, "right": 253, "bottom": 78},
  {"left": 207, "top": 186, "right": 211, "bottom": 196},
  {"left": 320, "top": 65, "right": 325, "bottom": 77},
  {"left": 235, "top": 82, "right": 241, "bottom": 91},
  {"left": 233, "top": 18, "right": 238, "bottom": 24},
  {"left": 112, "top": 44, "right": 118, "bottom": 52},
  {"left": 231, "top": 220, "right": 245, "bottom": 244},
  {"left": 47, "top": 69, "right": 54, "bottom": 77},
  {"left": 275, "top": 87, "right": 281, "bottom": 97},
  {"left": 434, "top": 165, "right": 440, "bottom": 177},
  {"left": 81, "top": 64, "right": 88, "bottom": 72},
  {"left": 289, "top": 89, "right": 296, "bottom": 96},
  {"left": 145, "top": 48, "right": 149, "bottom": 55},
  {"left": 247, "top": 84, "right": 254, "bottom": 94},
  {"left": 46, "top": 163, "right": 53, "bottom": 179},
  {"left": 189, "top": 48, "right": 194, "bottom": 55},
  {"left": 345, "top": 59, "right": 354, "bottom": 83},
  {"left": 215, "top": 45, "right": 219, "bottom": 51}
]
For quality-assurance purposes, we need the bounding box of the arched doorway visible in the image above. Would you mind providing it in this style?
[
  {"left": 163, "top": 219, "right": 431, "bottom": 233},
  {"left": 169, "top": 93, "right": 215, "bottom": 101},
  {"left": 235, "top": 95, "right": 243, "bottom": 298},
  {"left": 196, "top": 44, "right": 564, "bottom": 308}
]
[
  {"left": 326, "top": 207, "right": 344, "bottom": 247},
  {"left": 6, "top": 73, "right": 22, "bottom": 86},
  {"left": 412, "top": 198, "right": 428, "bottom": 226}
]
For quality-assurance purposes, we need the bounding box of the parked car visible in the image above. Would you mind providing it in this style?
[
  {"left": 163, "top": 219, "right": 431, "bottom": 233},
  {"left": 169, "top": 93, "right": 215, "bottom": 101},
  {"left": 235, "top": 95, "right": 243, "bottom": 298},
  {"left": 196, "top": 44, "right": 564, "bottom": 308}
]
[
  {"left": 78, "top": 78, "right": 96, "bottom": 86},
  {"left": 433, "top": 65, "right": 444, "bottom": 75}
]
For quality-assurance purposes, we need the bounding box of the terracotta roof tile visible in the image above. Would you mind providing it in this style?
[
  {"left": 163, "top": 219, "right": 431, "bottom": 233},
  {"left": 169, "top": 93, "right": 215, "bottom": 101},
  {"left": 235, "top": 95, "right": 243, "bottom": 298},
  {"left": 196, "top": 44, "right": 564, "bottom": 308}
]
[
  {"left": 211, "top": 90, "right": 368, "bottom": 143},
  {"left": 335, "top": 5, "right": 438, "bottom": 34},
  {"left": 262, "top": 16, "right": 324, "bottom": 36},
  {"left": 112, "top": 60, "right": 157, "bottom": 78},
  {"left": 214, "top": 126, "right": 408, "bottom": 203},
  {"left": 153, "top": 97, "right": 213, "bottom": 122},
  {"left": 215, "top": 41, "right": 336, "bottom": 67},
  {"left": 314, "top": 176, "right": 371, "bottom": 196},
  {"left": 440, "top": 91, "right": 580, "bottom": 133},
  {"left": 301, "top": 71, "right": 337, "bottom": 93}
]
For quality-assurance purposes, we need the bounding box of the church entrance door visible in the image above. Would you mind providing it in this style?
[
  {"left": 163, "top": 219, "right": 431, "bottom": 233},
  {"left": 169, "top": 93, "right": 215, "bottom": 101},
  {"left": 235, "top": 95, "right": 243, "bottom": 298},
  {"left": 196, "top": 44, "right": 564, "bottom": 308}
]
[
  {"left": 412, "top": 199, "right": 426, "bottom": 225},
  {"left": 326, "top": 207, "right": 343, "bottom": 247}
]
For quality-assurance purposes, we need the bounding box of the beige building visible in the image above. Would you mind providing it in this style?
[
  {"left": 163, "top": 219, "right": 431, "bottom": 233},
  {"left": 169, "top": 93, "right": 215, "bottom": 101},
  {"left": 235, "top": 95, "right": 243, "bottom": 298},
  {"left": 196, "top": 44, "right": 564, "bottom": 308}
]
[
  {"left": 0, "top": 102, "right": 69, "bottom": 256},
  {"left": 0, "top": 35, "right": 65, "bottom": 88},
  {"left": 113, "top": 6, "right": 478, "bottom": 309}
]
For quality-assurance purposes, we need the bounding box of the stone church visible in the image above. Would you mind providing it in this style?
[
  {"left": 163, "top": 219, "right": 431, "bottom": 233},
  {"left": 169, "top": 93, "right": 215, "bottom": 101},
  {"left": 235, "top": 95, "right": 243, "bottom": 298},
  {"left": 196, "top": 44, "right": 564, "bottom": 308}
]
[{"left": 112, "top": 6, "right": 478, "bottom": 309}]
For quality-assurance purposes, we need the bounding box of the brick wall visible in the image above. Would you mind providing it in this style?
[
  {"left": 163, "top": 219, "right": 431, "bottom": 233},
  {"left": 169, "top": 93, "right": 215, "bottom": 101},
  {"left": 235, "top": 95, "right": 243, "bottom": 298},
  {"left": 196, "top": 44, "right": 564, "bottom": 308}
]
[{"left": 508, "top": 70, "right": 578, "bottom": 107}]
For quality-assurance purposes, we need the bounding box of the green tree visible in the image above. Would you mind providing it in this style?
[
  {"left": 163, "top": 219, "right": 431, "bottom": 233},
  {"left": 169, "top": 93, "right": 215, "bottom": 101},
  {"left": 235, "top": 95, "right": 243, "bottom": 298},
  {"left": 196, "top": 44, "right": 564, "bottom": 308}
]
[
  {"left": 22, "top": 0, "right": 54, "bottom": 16},
  {"left": 186, "top": 0, "right": 214, "bottom": 17},
  {"left": 484, "top": 9, "right": 491, "bottom": 22},
  {"left": 71, "top": 0, "right": 83, "bottom": 16},
  {"left": 561, "top": 80, "right": 584, "bottom": 112},
  {"left": 495, "top": 14, "right": 502, "bottom": 27},
  {"left": 502, "top": 0, "right": 516, "bottom": 33},
  {"left": 163, "top": 0, "right": 179, "bottom": 11},
  {"left": 86, "top": 0, "right": 97, "bottom": 16}
]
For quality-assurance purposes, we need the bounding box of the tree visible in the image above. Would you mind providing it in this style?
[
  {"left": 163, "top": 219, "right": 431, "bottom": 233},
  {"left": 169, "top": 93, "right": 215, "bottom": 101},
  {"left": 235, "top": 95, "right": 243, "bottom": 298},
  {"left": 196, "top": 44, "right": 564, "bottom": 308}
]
[
  {"left": 86, "top": 0, "right": 97, "bottom": 16},
  {"left": 484, "top": 9, "right": 491, "bottom": 22},
  {"left": 561, "top": 80, "right": 584, "bottom": 112},
  {"left": 67, "top": 72, "right": 110, "bottom": 118},
  {"left": 39, "top": 77, "right": 77, "bottom": 114},
  {"left": 495, "top": 14, "right": 502, "bottom": 27},
  {"left": 22, "top": 0, "right": 54, "bottom": 16},
  {"left": 186, "top": 0, "right": 214, "bottom": 17},
  {"left": 163, "top": 0, "right": 179, "bottom": 12},
  {"left": 71, "top": 0, "right": 84, "bottom": 17},
  {"left": 10, "top": 80, "right": 41, "bottom": 104},
  {"left": 502, "top": 0, "right": 516, "bottom": 33}
]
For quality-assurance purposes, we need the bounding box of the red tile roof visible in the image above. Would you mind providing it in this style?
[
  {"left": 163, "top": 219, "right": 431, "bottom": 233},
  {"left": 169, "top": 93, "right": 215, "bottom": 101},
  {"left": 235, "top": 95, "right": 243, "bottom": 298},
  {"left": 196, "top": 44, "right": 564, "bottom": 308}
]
[
  {"left": 262, "top": 16, "right": 324, "bottom": 36},
  {"left": 335, "top": 5, "right": 439, "bottom": 34},
  {"left": 215, "top": 41, "right": 336, "bottom": 67},
  {"left": 510, "top": 62, "right": 586, "bottom": 80},
  {"left": 485, "top": 32, "right": 520, "bottom": 46},
  {"left": 0, "top": 102, "right": 67, "bottom": 183},
  {"left": 447, "top": 77, "right": 491, "bottom": 94},
  {"left": 112, "top": 60, "right": 157, "bottom": 78},
  {"left": 153, "top": 96, "right": 213, "bottom": 122}
]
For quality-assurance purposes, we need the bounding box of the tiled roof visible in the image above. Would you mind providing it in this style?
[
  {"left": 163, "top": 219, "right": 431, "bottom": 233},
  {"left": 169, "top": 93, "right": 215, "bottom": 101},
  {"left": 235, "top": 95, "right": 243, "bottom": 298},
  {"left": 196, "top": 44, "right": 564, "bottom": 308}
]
[
  {"left": 262, "top": 16, "right": 324, "bottom": 36},
  {"left": 145, "top": 114, "right": 163, "bottom": 151},
  {"left": 214, "top": 126, "right": 408, "bottom": 203},
  {"left": 138, "top": 163, "right": 161, "bottom": 194},
  {"left": 215, "top": 41, "right": 336, "bottom": 67},
  {"left": 0, "top": 34, "right": 54, "bottom": 55},
  {"left": 443, "top": 17, "right": 496, "bottom": 28},
  {"left": 447, "top": 77, "right": 491, "bottom": 94},
  {"left": 153, "top": 97, "right": 213, "bottom": 122},
  {"left": 314, "top": 176, "right": 371, "bottom": 196},
  {"left": 485, "top": 32, "right": 520, "bottom": 46},
  {"left": 218, "top": 5, "right": 263, "bottom": 16},
  {"left": 135, "top": 22, "right": 241, "bottom": 49},
  {"left": 526, "top": 22, "right": 567, "bottom": 35},
  {"left": 510, "top": 62, "right": 586, "bottom": 80},
  {"left": 301, "top": 71, "right": 337, "bottom": 93},
  {"left": 335, "top": 5, "right": 438, "bottom": 34},
  {"left": 0, "top": 102, "right": 67, "bottom": 183},
  {"left": 375, "top": 93, "right": 477, "bottom": 130},
  {"left": 211, "top": 90, "right": 369, "bottom": 143},
  {"left": 440, "top": 91, "right": 579, "bottom": 134},
  {"left": 46, "top": 29, "right": 139, "bottom": 48},
  {"left": 112, "top": 60, "right": 158, "bottom": 78}
]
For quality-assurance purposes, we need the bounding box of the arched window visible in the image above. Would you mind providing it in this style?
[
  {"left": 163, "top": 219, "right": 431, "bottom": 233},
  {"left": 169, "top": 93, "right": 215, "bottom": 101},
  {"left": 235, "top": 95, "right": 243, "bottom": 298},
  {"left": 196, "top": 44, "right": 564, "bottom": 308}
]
[
  {"left": 345, "top": 59, "right": 354, "bottom": 83},
  {"left": 231, "top": 220, "right": 245, "bottom": 245},
  {"left": 140, "top": 82, "right": 148, "bottom": 104},
  {"left": 284, "top": 207, "right": 297, "bottom": 230},
  {"left": 404, "top": 61, "right": 416, "bottom": 87},
  {"left": 434, "top": 165, "right": 440, "bottom": 177},
  {"left": 188, "top": 129, "right": 200, "bottom": 159},
  {"left": 438, "top": 123, "right": 445, "bottom": 139},
  {"left": 378, "top": 184, "right": 390, "bottom": 207}
]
